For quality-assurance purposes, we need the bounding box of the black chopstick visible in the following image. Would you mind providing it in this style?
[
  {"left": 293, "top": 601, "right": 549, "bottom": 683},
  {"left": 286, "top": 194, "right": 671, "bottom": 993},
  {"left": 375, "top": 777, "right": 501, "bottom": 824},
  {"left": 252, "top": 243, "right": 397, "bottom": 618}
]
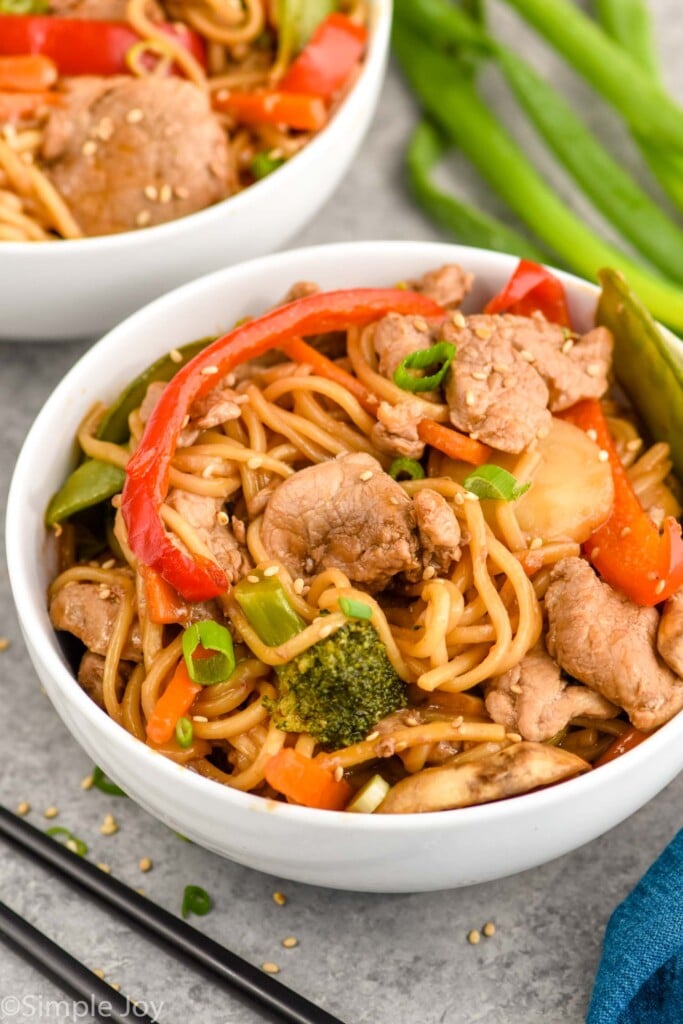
[
  {"left": 0, "top": 900, "right": 156, "bottom": 1024},
  {"left": 0, "top": 805, "right": 346, "bottom": 1024}
]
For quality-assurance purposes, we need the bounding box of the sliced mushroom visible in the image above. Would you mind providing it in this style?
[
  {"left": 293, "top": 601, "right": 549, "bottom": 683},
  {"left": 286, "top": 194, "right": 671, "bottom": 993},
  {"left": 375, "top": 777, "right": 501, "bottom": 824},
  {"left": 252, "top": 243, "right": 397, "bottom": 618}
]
[{"left": 376, "top": 741, "right": 589, "bottom": 814}]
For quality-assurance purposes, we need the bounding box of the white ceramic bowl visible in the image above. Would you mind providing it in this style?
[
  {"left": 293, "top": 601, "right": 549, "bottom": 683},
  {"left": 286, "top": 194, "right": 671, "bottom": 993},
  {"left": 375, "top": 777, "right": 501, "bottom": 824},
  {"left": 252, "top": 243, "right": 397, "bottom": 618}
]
[
  {"left": 8, "top": 241, "right": 683, "bottom": 892},
  {"left": 0, "top": 2, "right": 390, "bottom": 342}
]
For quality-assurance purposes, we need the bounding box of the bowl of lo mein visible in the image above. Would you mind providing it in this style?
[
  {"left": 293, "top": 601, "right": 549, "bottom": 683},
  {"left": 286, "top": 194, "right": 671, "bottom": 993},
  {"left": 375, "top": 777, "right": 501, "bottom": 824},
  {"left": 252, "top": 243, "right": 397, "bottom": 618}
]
[
  {"left": 0, "top": 0, "right": 390, "bottom": 341},
  {"left": 8, "top": 240, "right": 683, "bottom": 892}
]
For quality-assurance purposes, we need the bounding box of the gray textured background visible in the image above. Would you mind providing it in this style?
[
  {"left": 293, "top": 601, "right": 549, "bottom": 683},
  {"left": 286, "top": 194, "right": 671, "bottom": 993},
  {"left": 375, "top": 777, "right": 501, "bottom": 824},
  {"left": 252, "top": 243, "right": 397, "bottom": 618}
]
[{"left": 2, "top": 2, "right": 683, "bottom": 1021}]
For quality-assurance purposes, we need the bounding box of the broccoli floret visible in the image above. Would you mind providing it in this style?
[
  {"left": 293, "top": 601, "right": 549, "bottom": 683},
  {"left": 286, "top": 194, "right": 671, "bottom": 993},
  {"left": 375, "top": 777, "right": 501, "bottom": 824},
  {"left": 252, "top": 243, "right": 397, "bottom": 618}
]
[{"left": 269, "top": 621, "right": 407, "bottom": 749}]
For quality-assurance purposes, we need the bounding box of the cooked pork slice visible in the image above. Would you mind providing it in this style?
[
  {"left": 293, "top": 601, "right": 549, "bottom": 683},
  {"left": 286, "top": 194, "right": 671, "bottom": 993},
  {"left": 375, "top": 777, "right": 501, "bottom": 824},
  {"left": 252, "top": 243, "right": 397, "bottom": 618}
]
[
  {"left": 546, "top": 557, "right": 683, "bottom": 730},
  {"left": 377, "top": 742, "right": 589, "bottom": 813},
  {"left": 657, "top": 590, "right": 683, "bottom": 677},
  {"left": 413, "top": 263, "right": 474, "bottom": 309},
  {"left": 413, "top": 488, "right": 461, "bottom": 573},
  {"left": 373, "top": 313, "right": 436, "bottom": 380},
  {"left": 442, "top": 316, "right": 551, "bottom": 453},
  {"left": 486, "top": 641, "right": 617, "bottom": 742},
  {"left": 42, "top": 76, "right": 228, "bottom": 236},
  {"left": 260, "top": 452, "right": 420, "bottom": 590},
  {"left": 370, "top": 399, "right": 426, "bottom": 460},
  {"left": 49, "top": 581, "right": 142, "bottom": 661},
  {"left": 78, "top": 651, "right": 133, "bottom": 710},
  {"left": 166, "top": 489, "right": 250, "bottom": 584}
]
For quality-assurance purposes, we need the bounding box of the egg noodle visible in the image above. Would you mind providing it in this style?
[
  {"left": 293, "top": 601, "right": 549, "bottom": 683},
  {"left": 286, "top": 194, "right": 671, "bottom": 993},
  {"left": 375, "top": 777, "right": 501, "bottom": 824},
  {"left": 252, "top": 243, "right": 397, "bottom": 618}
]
[
  {"left": 47, "top": 308, "right": 680, "bottom": 803},
  {"left": 0, "top": 0, "right": 366, "bottom": 241}
]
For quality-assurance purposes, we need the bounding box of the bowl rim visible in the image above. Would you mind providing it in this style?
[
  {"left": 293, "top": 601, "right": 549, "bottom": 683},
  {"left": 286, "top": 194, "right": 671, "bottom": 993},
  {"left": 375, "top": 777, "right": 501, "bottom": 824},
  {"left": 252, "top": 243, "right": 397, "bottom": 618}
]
[
  {"left": 8, "top": 238, "right": 683, "bottom": 833},
  {"left": 0, "top": 0, "right": 391, "bottom": 258}
]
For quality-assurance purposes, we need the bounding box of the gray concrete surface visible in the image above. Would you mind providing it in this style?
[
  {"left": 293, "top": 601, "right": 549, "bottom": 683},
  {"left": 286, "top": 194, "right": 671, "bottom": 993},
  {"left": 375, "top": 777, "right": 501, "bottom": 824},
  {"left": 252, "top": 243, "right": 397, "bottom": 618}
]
[{"left": 2, "top": 2, "right": 683, "bottom": 1021}]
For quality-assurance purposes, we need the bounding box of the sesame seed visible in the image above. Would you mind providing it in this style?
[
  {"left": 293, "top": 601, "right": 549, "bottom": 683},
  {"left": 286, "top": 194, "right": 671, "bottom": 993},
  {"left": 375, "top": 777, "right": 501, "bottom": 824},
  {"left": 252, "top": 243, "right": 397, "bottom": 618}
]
[
  {"left": 359, "top": 470, "right": 374, "bottom": 482},
  {"left": 169, "top": 348, "right": 183, "bottom": 363},
  {"left": 621, "top": 526, "right": 632, "bottom": 538},
  {"left": 451, "top": 311, "right": 467, "bottom": 328},
  {"left": 470, "top": 432, "right": 480, "bottom": 441},
  {"left": 413, "top": 317, "right": 429, "bottom": 333},
  {"left": 536, "top": 427, "right": 549, "bottom": 440},
  {"left": 471, "top": 370, "right": 488, "bottom": 381},
  {"left": 509, "top": 684, "right": 522, "bottom": 695},
  {"left": 482, "top": 922, "right": 496, "bottom": 938},
  {"left": 216, "top": 511, "right": 229, "bottom": 526},
  {"left": 93, "top": 968, "right": 105, "bottom": 979},
  {"left": 201, "top": 464, "right": 214, "bottom": 479},
  {"left": 174, "top": 186, "right": 189, "bottom": 199},
  {"left": 181, "top": 415, "right": 190, "bottom": 428},
  {"left": 101, "top": 558, "right": 116, "bottom": 570},
  {"left": 201, "top": 365, "right": 219, "bottom": 376},
  {"left": 451, "top": 716, "right": 464, "bottom": 728},
  {"left": 139, "top": 857, "right": 153, "bottom": 873},
  {"left": 263, "top": 565, "right": 279, "bottom": 577},
  {"left": 192, "top": 715, "right": 209, "bottom": 723},
  {"left": 262, "top": 963, "right": 280, "bottom": 974},
  {"left": 626, "top": 439, "right": 642, "bottom": 452},
  {"left": 126, "top": 108, "right": 144, "bottom": 124},
  {"left": 272, "top": 891, "right": 287, "bottom": 906},
  {"left": 136, "top": 210, "right": 151, "bottom": 227},
  {"left": 100, "top": 813, "right": 118, "bottom": 836},
  {"left": 0, "top": 638, "right": 9, "bottom": 652},
  {"left": 598, "top": 449, "right": 609, "bottom": 462},
  {"left": 591, "top": 547, "right": 601, "bottom": 560},
  {"left": 492, "top": 363, "right": 510, "bottom": 374},
  {"left": 334, "top": 766, "right": 344, "bottom": 782},
  {"left": 81, "top": 140, "right": 97, "bottom": 157},
  {"left": 293, "top": 578, "right": 305, "bottom": 595},
  {"left": 247, "top": 456, "right": 263, "bottom": 470},
  {"left": 16, "top": 801, "right": 30, "bottom": 816},
  {"left": 110, "top": 983, "right": 121, "bottom": 992},
  {"left": 144, "top": 185, "right": 158, "bottom": 201},
  {"left": 586, "top": 363, "right": 603, "bottom": 377},
  {"left": 506, "top": 732, "right": 523, "bottom": 743},
  {"left": 80, "top": 774, "right": 94, "bottom": 791},
  {"left": 44, "top": 806, "right": 59, "bottom": 819},
  {"left": 97, "top": 863, "right": 111, "bottom": 873},
  {"left": 586, "top": 429, "right": 598, "bottom": 442},
  {"left": 99, "top": 587, "right": 111, "bottom": 600},
  {"left": 96, "top": 117, "right": 114, "bottom": 141},
  {"left": 53, "top": 523, "right": 64, "bottom": 537},
  {"left": 519, "top": 349, "right": 536, "bottom": 363},
  {"left": 561, "top": 338, "right": 574, "bottom": 354},
  {"left": 422, "top": 565, "right": 437, "bottom": 580},
  {"left": 454, "top": 492, "right": 465, "bottom": 505},
  {"left": 282, "top": 936, "right": 298, "bottom": 949},
  {"left": 159, "top": 184, "right": 173, "bottom": 204},
  {"left": 465, "top": 389, "right": 476, "bottom": 407},
  {"left": 475, "top": 327, "right": 491, "bottom": 340},
  {"left": 467, "top": 930, "right": 481, "bottom": 945},
  {"left": 394, "top": 741, "right": 408, "bottom": 752},
  {"left": 656, "top": 579, "right": 666, "bottom": 595},
  {"left": 66, "top": 839, "right": 80, "bottom": 854},
  {"left": 529, "top": 537, "right": 543, "bottom": 551},
  {"left": 135, "top": 888, "right": 145, "bottom": 896},
  {"left": 247, "top": 574, "right": 260, "bottom": 583},
  {"left": 319, "top": 624, "right": 333, "bottom": 638}
]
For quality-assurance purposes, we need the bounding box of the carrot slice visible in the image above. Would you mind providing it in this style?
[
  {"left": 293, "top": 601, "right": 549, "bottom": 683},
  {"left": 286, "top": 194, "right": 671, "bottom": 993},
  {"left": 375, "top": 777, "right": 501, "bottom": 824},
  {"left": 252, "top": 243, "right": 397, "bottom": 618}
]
[
  {"left": 279, "top": 335, "right": 379, "bottom": 414},
  {"left": 264, "top": 749, "right": 352, "bottom": 810},
  {"left": 213, "top": 89, "right": 327, "bottom": 131},
  {"left": 417, "top": 418, "right": 491, "bottom": 467},
  {"left": 146, "top": 659, "right": 202, "bottom": 746},
  {"left": 0, "top": 55, "right": 58, "bottom": 92}
]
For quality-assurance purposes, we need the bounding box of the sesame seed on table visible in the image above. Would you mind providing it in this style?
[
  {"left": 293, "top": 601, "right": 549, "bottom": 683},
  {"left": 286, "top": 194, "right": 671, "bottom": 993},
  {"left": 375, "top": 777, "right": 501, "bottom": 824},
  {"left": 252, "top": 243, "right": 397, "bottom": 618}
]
[{"left": 1, "top": 6, "right": 683, "bottom": 1020}]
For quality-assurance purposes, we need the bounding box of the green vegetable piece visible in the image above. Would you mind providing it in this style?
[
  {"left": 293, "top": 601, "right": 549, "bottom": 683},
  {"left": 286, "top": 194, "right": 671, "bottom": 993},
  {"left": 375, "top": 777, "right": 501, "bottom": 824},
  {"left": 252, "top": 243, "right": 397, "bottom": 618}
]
[
  {"left": 393, "top": 340, "right": 456, "bottom": 392},
  {"left": 339, "top": 597, "right": 372, "bottom": 620},
  {"left": 46, "top": 826, "right": 88, "bottom": 857},
  {"left": 407, "top": 120, "right": 546, "bottom": 262},
  {"left": 234, "top": 571, "right": 306, "bottom": 647},
  {"left": 388, "top": 456, "right": 426, "bottom": 481},
  {"left": 463, "top": 465, "right": 531, "bottom": 502},
  {"left": 391, "top": 21, "right": 683, "bottom": 331},
  {"left": 346, "top": 773, "right": 391, "bottom": 813},
  {"left": 595, "top": 0, "right": 659, "bottom": 80},
  {"left": 45, "top": 460, "right": 126, "bottom": 526},
  {"left": 182, "top": 621, "right": 236, "bottom": 686},
  {"left": 175, "top": 716, "right": 194, "bottom": 748},
  {"left": 276, "top": 0, "right": 334, "bottom": 69},
  {"left": 96, "top": 338, "right": 212, "bottom": 445},
  {"left": 250, "top": 151, "right": 286, "bottom": 180},
  {"left": 0, "top": 0, "right": 48, "bottom": 11},
  {"left": 271, "top": 620, "right": 406, "bottom": 749},
  {"left": 596, "top": 269, "right": 683, "bottom": 482},
  {"left": 181, "top": 885, "right": 212, "bottom": 919},
  {"left": 91, "top": 765, "right": 127, "bottom": 796}
]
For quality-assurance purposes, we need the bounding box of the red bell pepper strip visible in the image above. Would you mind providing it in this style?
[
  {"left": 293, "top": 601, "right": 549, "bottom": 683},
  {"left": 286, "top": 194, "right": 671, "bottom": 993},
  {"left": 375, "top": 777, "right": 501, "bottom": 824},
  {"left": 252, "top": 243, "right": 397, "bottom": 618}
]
[
  {"left": 213, "top": 89, "right": 327, "bottom": 132},
  {"left": 0, "top": 15, "right": 206, "bottom": 77},
  {"left": 122, "top": 288, "right": 443, "bottom": 602},
  {"left": 593, "top": 726, "right": 650, "bottom": 768},
  {"left": 264, "top": 748, "right": 352, "bottom": 810},
  {"left": 484, "top": 259, "right": 571, "bottom": 328},
  {"left": 0, "top": 54, "right": 57, "bottom": 91},
  {"left": 146, "top": 658, "right": 202, "bottom": 746},
  {"left": 561, "top": 399, "right": 683, "bottom": 606},
  {"left": 279, "top": 13, "right": 367, "bottom": 99},
  {"left": 142, "top": 566, "right": 188, "bottom": 625},
  {"left": 417, "top": 418, "right": 491, "bottom": 467}
]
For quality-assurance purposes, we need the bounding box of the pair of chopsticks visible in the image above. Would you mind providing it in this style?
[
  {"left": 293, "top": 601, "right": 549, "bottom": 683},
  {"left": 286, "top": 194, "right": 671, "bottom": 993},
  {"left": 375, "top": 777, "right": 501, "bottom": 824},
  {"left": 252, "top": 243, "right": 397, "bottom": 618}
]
[{"left": 0, "top": 805, "right": 346, "bottom": 1024}]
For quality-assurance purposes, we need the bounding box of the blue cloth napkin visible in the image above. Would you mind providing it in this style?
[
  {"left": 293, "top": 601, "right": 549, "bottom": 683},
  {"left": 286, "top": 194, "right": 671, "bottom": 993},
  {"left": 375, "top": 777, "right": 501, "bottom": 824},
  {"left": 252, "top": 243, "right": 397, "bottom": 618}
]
[{"left": 587, "top": 830, "right": 683, "bottom": 1024}]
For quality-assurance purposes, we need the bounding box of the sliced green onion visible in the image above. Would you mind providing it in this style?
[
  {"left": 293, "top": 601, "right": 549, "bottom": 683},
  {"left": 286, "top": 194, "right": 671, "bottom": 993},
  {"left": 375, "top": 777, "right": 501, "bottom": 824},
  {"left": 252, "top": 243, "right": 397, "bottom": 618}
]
[
  {"left": 250, "top": 151, "right": 286, "bottom": 180},
  {"left": 388, "top": 457, "right": 426, "bottom": 481},
  {"left": 463, "top": 465, "right": 531, "bottom": 501},
  {"left": 181, "top": 885, "right": 212, "bottom": 919},
  {"left": 234, "top": 570, "right": 306, "bottom": 647},
  {"left": 46, "top": 826, "right": 88, "bottom": 857},
  {"left": 175, "top": 716, "right": 194, "bottom": 748},
  {"left": 346, "top": 774, "right": 391, "bottom": 813},
  {"left": 339, "top": 597, "right": 373, "bottom": 620},
  {"left": 182, "top": 621, "right": 235, "bottom": 686},
  {"left": 393, "top": 341, "right": 456, "bottom": 392},
  {"left": 91, "top": 765, "right": 127, "bottom": 797}
]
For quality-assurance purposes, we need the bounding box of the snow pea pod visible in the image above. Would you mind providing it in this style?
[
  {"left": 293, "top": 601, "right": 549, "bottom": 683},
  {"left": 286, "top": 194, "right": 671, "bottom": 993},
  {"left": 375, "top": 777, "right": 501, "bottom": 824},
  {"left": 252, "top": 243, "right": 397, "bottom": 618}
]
[{"left": 45, "top": 459, "right": 126, "bottom": 526}]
